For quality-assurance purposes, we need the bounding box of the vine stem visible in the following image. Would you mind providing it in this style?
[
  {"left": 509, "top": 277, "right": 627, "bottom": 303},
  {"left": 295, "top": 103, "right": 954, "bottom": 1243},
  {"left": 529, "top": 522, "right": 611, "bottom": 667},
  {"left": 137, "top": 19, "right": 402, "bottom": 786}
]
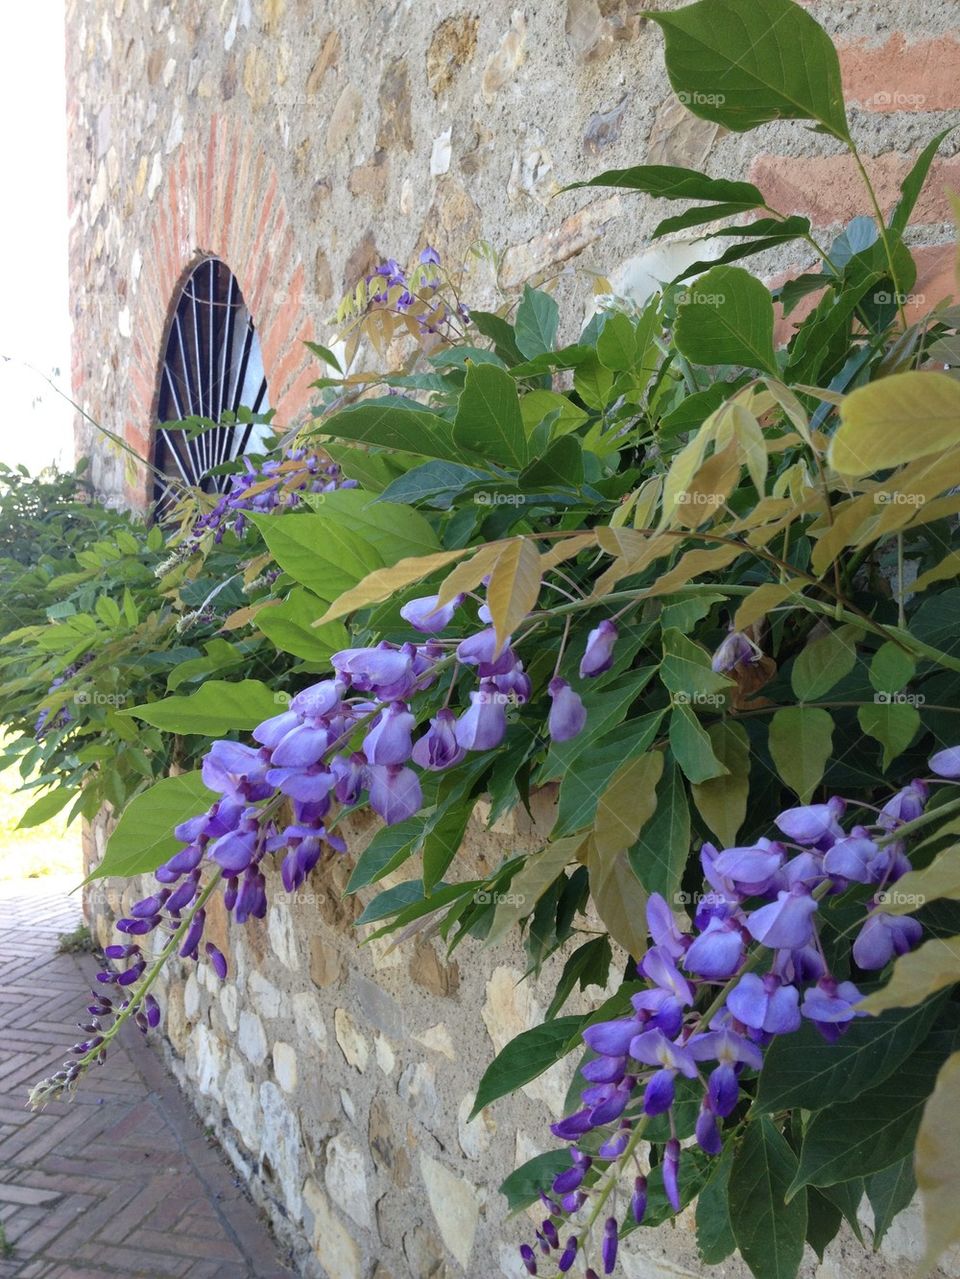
[{"left": 847, "top": 146, "right": 909, "bottom": 330}]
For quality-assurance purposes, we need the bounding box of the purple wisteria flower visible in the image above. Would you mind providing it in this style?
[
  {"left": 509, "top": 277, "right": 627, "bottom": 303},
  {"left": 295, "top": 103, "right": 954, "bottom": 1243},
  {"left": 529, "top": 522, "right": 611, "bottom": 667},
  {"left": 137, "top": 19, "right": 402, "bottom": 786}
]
[
  {"left": 580, "top": 620, "right": 618, "bottom": 678},
  {"left": 548, "top": 678, "right": 587, "bottom": 742}
]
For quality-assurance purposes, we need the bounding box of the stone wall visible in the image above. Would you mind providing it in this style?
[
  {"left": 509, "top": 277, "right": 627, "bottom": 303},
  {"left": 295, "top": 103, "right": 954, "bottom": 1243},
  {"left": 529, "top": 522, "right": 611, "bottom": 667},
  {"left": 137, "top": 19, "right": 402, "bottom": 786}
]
[
  {"left": 66, "top": 0, "right": 960, "bottom": 505},
  {"left": 66, "top": 1, "right": 960, "bottom": 1275},
  {"left": 81, "top": 799, "right": 956, "bottom": 1279}
]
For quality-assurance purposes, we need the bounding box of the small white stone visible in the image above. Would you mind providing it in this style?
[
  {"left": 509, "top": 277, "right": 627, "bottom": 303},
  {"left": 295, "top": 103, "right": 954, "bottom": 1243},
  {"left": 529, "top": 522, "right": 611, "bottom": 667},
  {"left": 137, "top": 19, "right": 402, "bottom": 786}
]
[
  {"left": 375, "top": 1034, "right": 395, "bottom": 1076},
  {"left": 146, "top": 152, "right": 162, "bottom": 199},
  {"left": 334, "top": 1008, "right": 369, "bottom": 1072},
  {"left": 224, "top": 1056, "right": 258, "bottom": 1150},
  {"left": 249, "top": 971, "right": 286, "bottom": 1020},
  {"left": 237, "top": 1010, "right": 268, "bottom": 1066},
  {"left": 259, "top": 1081, "right": 302, "bottom": 1219},
  {"left": 193, "top": 1024, "right": 223, "bottom": 1100},
  {"left": 324, "top": 1134, "right": 371, "bottom": 1229},
  {"left": 291, "top": 991, "right": 327, "bottom": 1054},
  {"left": 183, "top": 972, "right": 200, "bottom": 1020},
  {"left": 302, "top": 1180, "right": 360, "bottom": 1279},
  {"left": 457, "top": 1093, "right": 496, "bottom": 1160},
  {"left": 162, "top": 57, "right": 176, "bottom": 87},
  {"left": 413, "top": 1022, "right": 455, "bottom": 1061},
  {"left": 273, "top": 1042, "right": 298, "bottom": 1092},
  {"left": 340, "top": 1088, "right": 356, "bottom": 1123},
  {"left": 430, "top": 128, "right": 452, "bottom": 176},
  {"left": 219, "top": 983, "right": 238, "bottom": 1032},
  {"left": 420, "top": 1152, "right": 479, "bottom": 1269},
  {"left": 268, "top": 903, "right": 299, "bottom": 969}
]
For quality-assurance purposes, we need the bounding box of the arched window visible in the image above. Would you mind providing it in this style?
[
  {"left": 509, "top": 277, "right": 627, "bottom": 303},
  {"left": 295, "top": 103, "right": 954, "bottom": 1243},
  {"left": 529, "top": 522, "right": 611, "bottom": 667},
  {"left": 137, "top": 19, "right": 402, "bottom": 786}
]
[{"left": 153, "top": 258, "right": 272, "bottom": 503}]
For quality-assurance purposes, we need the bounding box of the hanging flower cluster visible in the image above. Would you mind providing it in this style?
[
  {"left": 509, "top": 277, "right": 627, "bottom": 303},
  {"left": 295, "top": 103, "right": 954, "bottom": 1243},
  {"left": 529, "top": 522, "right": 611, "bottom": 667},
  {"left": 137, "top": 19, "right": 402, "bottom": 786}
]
[
  {"left": 515, "top": 761, "right": 955, "bottom": 1276},
  {"left": 30, "top": 594, "right": 610, "bottom": 1105},
  {"left": 364, "top": 247, "right": 469, "bottom": 337},
  {"left": 191, "top": 450, "right": 356, "bottom": 544}
]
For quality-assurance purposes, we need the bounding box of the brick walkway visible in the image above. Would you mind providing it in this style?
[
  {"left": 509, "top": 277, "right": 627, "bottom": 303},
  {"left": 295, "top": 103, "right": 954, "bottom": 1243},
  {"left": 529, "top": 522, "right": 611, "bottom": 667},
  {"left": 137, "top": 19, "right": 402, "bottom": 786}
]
[{"left": 0, "top": 879, "right": 290, "bottom": 1279}]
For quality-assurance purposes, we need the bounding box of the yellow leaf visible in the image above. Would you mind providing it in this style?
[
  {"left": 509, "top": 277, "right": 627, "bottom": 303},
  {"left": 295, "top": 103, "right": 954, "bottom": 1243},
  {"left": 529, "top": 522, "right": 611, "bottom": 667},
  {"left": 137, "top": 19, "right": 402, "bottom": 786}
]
[
  {"left": 633, "top": 475, "right": 663, "bottom": 529},
  {"left": 594, "top": 751, "right": 664, "bottom": 860},
  {"left": 662, "top": 422, "right": 714, "bottom": 523},
  {"left": 222, "top": 599, "right": 278, "bottom": 629},
  {"left": 734, "top": 581, "right": 807, "bottom": 631},
  {"left": 829, "top": 371, "right": 960, "bottom": 476},
  {"left": 436, "top": 542, "right": 504, "bottom": 607},
  {"left": 764, "top": 377, "right": 815, "bottom": 449},
  {"left": 540, "top": 532, "right": 597, "bottom": 572},
  {"left": 641, "top": 545, "right": 743, "bottom": 599},
  {"left": 858, "top": 935, "right": 960, "bottom": 1014},
  {"left": 690, "top": 721, "right": 750, "bottom": 846},
  {"left": 913, "top": 552, "right": 960, "bottom": 594},
  {"left": 315, "top": 548, "right": 472, "bottom": 624},
  {"left": 485, "top": 834, "right": 586, "bottom": 948},
  {"left": 874, "top": 845, "right": 960, "bottom": 915},
  {"left": 592, "top": 532, "right": 673, "bottom": 598},
  {"left": 673, "top": 439, "right": 741, "bottom": 529},
  {"left": 486, "top": 538, "right": 542, "bottom": 655},
  {"left": 586, "top": 834, "right": 649, "bottom": 959},
  {"left": 733, "top": 409, "right": 768, "bottom": 495},
  {"left": 915, "top": 1050, "right": 960, "bottom": 1276}
]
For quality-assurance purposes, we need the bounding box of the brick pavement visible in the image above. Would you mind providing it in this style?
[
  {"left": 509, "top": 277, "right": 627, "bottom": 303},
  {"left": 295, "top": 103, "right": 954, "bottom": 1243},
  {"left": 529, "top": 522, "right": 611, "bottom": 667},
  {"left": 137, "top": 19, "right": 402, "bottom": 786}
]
[{"left": 0, "top": 878, "right": 291, "bottom": 1279}]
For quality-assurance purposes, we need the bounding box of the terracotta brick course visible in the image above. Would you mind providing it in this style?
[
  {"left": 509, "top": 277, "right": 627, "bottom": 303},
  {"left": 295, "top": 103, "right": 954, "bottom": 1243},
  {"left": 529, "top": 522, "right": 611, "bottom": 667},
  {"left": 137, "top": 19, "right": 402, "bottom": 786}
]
[{"left": 839, "top": 34, "right": 960, "bottom": 112}]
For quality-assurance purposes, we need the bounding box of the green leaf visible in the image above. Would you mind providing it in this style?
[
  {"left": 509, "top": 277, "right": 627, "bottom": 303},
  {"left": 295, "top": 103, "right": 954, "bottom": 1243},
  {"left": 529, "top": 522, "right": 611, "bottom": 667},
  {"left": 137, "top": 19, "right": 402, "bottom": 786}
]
[
  {"left": 857, "top": 700, "right": 921, "bottom": 769},
  {"left": 88, "top": 771, "right": 215, "bottom": 881},
  {"left": 891, "top": 128, "right": 955, "bottom": 234},
  {"left": 648, "top": 0, "right": 850, "bottom": 140},
  {"left": 514, "top": 285, "right": 559, "bottom": 359},
  {"left": 378, "top": 460, "right": 492, "bottom": 507},
  {"left": 318, "top": 398, "right": 459, "bottom": 460},
  {"left": 500, "top": 1150, "right": 572, "bottom": 1213},
  {"left": 869, "top": 641, "right": 916, "bottom": 693},
  {"left": 865, "top": 1157, "right": 916, "bottom": 1248},
  {"left": 596, "top": 312, "right": 639, "bottom": 371},
  {"left": 768, "top": 706, "right": 833, "bottom": 802},
  {"left": 790, "top": 625, "right": 859, "bottom": 700},
  {"left": 95, "top": 595, "right": 121, "bottom": 627},
  {"left": 655, "top": 200, "right": 770, "bottom": 239},
  {"left": 519, "top": 435, "right": 583, "bottom": 489},
  {"left": 696, "top": 1143, "right": 737, "bottom": 1264},
  {"left": 675, "top": 265, "right": 778, "bottom": 375},
  {"left": 728, "top": 1115, "right": 807, "bottom": 1279},
  {"left": 788, "top": 1025, "right": 959, "bottom": 1195},
  {"left": 565, "top": 163, "right": 765, "bottom": 207},
  {"left": 660, "top": 628, "right": 732, "bottom": 699},
  {"left": 255, "top": 587, "right": 349, "bottom": 661},
  {"left": 422, "top": 798, "right": 476, "bottom": 894},
  {"left": 690, "top": 720, "right": 750, "bottom": 846},
  {"left": 553, "top": 711, "right": 665, "bottom": 837},
  {"left": 805, "top": 1190, "right": 841, "bottom": 1262},
  {"left": 755, "top": 997, "right": 944, "bottom": 1114},
  {"left": 669, "top": 703, "right": 729, "bottom": 784},
  {"left": 629, "top": 757, "right": 690, "bottom": 901},
  {"left": 471, "top": 1017, "right": 583, "bottom": 1117},
  {"left": 347, "top": 817, "right": 424, "bottom": 892},
  {"left": 453, "top": 362, "right": 528, "bottom": 469},
  {"left": 17, "top": 787, "right": 78, "bottom": 829},
  {"left": 123, "top": 679, "right": 283, "bottom": 735},
  {"left": 304, "top": 339, "right": 343, "bottom": 373},
  {"left": 544, "top": 936, "right": 612, "bottom": 1020}
]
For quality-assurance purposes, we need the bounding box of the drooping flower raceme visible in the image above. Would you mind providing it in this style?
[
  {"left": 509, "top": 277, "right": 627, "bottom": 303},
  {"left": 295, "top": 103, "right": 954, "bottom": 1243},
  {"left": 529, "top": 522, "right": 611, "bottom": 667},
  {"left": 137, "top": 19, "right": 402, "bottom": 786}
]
[
  {"left": 32, "top": 593, "right": 613, "bottom": 1106},
  {"left": 517, "top": 766, "right": 944, "bottom": 1276}
]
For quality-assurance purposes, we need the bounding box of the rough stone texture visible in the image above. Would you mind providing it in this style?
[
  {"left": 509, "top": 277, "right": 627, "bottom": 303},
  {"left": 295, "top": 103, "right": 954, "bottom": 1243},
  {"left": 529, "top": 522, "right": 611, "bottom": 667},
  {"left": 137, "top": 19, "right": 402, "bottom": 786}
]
[{"left": 68, "top": 1, "right": 960, "bottom": 1276}]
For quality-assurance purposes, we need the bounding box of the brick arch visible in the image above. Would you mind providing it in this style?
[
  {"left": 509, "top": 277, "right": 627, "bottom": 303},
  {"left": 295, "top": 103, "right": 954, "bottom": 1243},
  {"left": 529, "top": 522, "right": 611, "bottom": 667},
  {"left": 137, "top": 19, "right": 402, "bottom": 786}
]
[{"left": 123, "top": 114, "right": 318, "bottom": 508}]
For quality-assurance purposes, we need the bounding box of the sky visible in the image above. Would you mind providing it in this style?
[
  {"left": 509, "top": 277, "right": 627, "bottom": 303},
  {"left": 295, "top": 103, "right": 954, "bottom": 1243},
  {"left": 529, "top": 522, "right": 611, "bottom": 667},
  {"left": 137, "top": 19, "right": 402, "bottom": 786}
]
[{"left": 0, "top": 3, "right": 73, "bottom": 474}]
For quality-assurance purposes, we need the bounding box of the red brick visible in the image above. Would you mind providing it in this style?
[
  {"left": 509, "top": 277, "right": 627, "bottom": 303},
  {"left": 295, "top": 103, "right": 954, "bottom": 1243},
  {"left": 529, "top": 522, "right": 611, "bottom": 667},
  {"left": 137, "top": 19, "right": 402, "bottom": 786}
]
[
  {"left": 839, "top": 35, "right": 960, "bottom": 112},
  {"left": 749, "top": 152, "right": 960, "bottom": 226}
]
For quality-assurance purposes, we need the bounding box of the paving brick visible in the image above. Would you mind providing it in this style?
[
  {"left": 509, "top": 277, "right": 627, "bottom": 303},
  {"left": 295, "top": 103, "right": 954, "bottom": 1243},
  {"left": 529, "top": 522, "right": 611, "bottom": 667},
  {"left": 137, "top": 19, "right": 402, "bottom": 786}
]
[{"left": 0, "top": 883, "right": 285, "bottom": 1277}]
